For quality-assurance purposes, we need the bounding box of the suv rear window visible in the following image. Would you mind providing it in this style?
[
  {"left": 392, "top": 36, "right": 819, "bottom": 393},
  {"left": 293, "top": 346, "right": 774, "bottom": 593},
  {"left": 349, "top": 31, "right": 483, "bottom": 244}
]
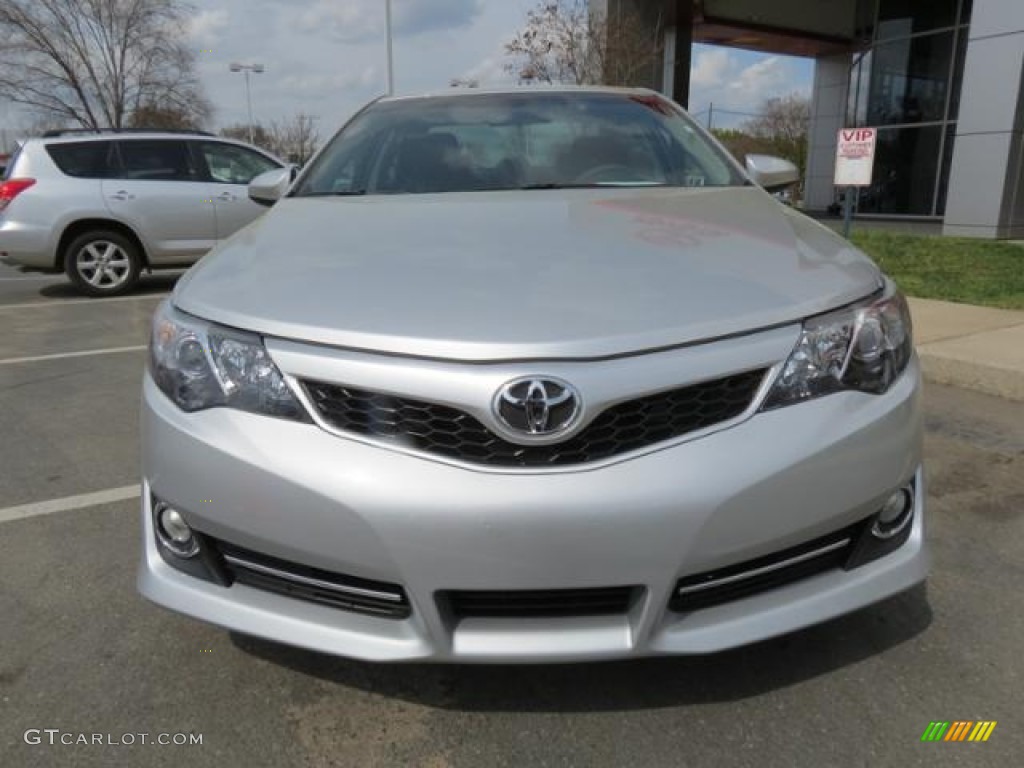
[{"left": 45, "top": 141, "right": 116, "bottom": 179}]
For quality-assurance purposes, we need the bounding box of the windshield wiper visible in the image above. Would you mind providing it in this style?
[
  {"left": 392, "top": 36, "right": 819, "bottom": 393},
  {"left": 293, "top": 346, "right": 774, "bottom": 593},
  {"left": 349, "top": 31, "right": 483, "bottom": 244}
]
[
  {"left": 518, "top": 182, "right": 666, "bottom": 190},
  {"left": 299, "top": 190, "right": 367, "bottom": 197}
]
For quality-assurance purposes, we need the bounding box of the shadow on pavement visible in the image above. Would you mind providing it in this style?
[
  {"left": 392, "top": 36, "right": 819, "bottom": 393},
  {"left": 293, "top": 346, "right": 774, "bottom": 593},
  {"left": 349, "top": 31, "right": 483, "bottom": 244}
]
[
  {"left": 231, "top": 583, "right": 931, "bottom": 712},
  {"left": 36, "top": 272, "right": 184, "bottom": 299}
]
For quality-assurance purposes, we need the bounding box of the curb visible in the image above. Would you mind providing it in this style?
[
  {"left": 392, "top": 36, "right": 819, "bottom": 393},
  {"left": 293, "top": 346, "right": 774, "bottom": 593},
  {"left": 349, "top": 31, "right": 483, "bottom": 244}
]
[
  {"left": 908, "top": 298, "right": 1024, "bottom": 402},
  {"left": 918, "top": 348, "right": 1024, "bottom": 402}
]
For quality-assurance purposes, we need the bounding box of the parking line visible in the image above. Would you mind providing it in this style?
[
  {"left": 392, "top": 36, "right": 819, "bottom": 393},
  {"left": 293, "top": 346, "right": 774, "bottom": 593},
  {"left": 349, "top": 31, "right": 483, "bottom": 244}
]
[
  {"left": 0, "top": 485, "right": 141, "bottom": 525},
  {"left": 0, "top": 293, "right": 169, "bottom": 310},
  {"left": 0, "top": 275, "right": 65, "bottom": 282},
  {"left": 0, "top": 345, "right": 147, "bottom": 366}
]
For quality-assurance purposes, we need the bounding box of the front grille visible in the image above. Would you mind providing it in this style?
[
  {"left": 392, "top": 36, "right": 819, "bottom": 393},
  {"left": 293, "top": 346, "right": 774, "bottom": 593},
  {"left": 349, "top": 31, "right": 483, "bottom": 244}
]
[
  {"left": 215, "top": 540, "right": 411, "bottom": 619},
  {"left": 303, "top": 368, "right": 766, "bottom": 468},
  {"left": 669, "top": 522, "right": 864, "bottom": 613},
  {"left": 446, "top": 586, "right": 638, "bottom": 618}
]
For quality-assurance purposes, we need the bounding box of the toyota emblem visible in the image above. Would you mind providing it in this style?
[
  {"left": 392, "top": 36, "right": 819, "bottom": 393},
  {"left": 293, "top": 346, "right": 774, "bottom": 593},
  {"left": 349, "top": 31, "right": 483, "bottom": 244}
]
[{"left": 494, "top": 377, "right": 581, "bottom": 436}]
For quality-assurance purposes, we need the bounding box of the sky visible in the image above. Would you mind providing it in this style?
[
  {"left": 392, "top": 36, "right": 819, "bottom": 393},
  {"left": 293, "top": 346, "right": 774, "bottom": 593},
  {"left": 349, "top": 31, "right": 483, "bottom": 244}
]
[{"left": 1, "top": 0, "right": 814, "bottom": 145}]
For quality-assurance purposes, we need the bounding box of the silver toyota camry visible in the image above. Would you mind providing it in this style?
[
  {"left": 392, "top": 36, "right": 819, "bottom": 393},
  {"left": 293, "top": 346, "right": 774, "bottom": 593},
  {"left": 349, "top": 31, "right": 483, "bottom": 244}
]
[{"left": 139, "top": 87, "right": 926, "bottom": 662}]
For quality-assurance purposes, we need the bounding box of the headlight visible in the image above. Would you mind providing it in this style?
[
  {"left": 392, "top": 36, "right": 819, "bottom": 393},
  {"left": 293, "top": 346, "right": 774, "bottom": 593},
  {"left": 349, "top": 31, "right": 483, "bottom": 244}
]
[
  {"left": 149, "top": 300, "right": 309, "bottom": 421},
  {"left": 762, "top": 285, "right": 913, "bottom": 409}
]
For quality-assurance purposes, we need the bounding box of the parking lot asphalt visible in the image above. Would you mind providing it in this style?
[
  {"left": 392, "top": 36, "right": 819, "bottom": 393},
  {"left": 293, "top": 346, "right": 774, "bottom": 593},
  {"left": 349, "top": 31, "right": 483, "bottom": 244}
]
[{"left": 1, "top": 268, "right": 1022, "bottom": 768}]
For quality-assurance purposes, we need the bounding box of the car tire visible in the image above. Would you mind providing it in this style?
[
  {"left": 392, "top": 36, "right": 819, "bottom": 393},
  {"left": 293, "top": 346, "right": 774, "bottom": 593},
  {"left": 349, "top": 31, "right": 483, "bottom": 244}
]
[{"left": 65, "top": 230, "right": 142, "bottom": 297}]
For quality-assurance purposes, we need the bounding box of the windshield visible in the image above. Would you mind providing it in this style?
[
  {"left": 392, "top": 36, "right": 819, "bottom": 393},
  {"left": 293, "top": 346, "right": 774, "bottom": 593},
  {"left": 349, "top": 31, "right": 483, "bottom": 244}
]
[{"left": 293, "top": 91, "right": 745, "bottom": 197}]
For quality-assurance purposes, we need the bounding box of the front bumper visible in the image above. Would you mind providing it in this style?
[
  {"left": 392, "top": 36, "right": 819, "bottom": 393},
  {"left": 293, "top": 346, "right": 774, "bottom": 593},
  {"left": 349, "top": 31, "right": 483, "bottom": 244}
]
[{"left": 138, "top": 360, "right": 927, "bottom": 662}]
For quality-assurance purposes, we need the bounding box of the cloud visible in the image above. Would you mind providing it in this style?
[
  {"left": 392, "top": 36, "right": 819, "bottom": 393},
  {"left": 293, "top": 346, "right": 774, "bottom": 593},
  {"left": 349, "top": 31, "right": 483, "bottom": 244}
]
[
  {"left": 393, "top": 0, "right": 483, "bottom": 36},
  {"left": 188, "top": 9, "right": 230, "bottom": 46},
  {"left": 690, "top": 48, "right": 732, "bottom": 89},
  {"left": 727, "top": 56, "right": 790, "bottom": 100},
  {"left": 292, "top": 0, "right": 483, "bottom": 43},
  {"left": 278, "top": 67, "right": 379, "bottom": 95},
  {"left": 459, "top": 54, "right": 515, "bottom": 86},
  {"left": 688, "top": 46, "right": 811, "bottom": 127}
]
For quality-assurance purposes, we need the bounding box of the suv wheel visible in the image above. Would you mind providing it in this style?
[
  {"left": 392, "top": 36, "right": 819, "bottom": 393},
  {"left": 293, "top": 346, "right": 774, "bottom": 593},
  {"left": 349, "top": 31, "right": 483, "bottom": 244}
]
[{"left": 65, "top": 230, "right": 142, "bottom": 296}]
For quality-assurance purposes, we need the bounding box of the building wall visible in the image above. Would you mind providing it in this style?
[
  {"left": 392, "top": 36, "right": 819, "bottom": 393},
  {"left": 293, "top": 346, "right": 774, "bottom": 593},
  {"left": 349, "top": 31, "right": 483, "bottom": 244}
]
[
  {"left": 943, "top": 0, "right": 1024, "bottom": 238},
  {"left": 804, "top": 54, "right": 851, "bottom": 210}
]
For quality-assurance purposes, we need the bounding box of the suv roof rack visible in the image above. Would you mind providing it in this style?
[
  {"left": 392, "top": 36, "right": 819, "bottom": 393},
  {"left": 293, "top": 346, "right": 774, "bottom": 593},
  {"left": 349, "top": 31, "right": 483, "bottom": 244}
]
[{"left": 41, "top": 128, "right": 216, "bottom": 138}]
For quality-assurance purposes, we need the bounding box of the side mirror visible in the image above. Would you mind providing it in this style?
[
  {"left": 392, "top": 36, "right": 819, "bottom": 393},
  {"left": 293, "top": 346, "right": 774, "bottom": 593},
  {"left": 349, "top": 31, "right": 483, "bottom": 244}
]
[
  {"left": 248, "top": 166, "right": 293, "bottom": 207},
  {"left": 745, "top": 154, "right": 800, "bottom": 193}
]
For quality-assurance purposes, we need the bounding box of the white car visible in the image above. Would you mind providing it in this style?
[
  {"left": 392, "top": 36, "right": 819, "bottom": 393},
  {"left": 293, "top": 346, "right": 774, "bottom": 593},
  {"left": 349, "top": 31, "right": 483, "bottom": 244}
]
[
  {"left": 0, "top": 130, "right": 284, "bottom": 295},
  {"left": 139, "top": 87, "right": 925, "bottom": 662}
]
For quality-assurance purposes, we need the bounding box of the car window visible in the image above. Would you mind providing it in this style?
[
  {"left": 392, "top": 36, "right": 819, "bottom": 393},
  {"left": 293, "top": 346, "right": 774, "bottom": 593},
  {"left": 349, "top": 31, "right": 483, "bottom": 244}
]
[
  {"left": 198, "top": 142, "right": 279, "bottom": 185},
  {"left": 45, "top": 141, "right": 117, "bottom": 179},
  {"left": 117, "top": 140, "right": 198, "bottom": 181},
  {"left": 1, "top": 146, "right": 18, "bottom": 180},
  {"left": 295, "top": 92, "right": 745, "bottom": 197}
]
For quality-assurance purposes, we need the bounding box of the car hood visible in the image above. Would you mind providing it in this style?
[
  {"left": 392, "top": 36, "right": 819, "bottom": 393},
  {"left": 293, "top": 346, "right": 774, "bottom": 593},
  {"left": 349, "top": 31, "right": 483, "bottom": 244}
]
[{"left": 174, "top": 187, "right": 882, "bottom": 360}]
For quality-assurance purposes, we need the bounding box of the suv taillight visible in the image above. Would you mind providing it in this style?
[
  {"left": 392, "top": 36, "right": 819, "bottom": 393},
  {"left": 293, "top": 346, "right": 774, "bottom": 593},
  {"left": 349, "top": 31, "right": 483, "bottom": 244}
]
[{"left": 0, "top": 178, "right": 36, "bottom": 211}]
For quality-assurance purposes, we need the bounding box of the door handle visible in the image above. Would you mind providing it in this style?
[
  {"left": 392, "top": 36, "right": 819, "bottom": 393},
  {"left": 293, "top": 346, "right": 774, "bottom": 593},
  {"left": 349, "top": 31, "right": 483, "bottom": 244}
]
[
  {"left": 217, "top": 192, "right": 236, "bottom": 202},
  {"left": 108, "top": 190, "right": 134, "bottom": 201}
]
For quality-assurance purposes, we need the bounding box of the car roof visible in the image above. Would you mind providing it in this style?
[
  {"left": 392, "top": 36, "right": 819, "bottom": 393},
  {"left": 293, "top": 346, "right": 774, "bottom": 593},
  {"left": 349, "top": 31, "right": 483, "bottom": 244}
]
[
  {"left": 34, "top": 131, "right": 214, "bottom": 145},
  {"left": 377, "top": 84, "right": 663, "bottom": 104}
]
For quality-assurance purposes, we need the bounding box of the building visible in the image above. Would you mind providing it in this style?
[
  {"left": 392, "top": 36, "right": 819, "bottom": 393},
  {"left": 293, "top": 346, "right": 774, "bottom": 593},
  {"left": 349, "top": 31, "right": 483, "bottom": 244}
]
[{"left": 596, "top": 0, "right": 1024, "bottom": 238}]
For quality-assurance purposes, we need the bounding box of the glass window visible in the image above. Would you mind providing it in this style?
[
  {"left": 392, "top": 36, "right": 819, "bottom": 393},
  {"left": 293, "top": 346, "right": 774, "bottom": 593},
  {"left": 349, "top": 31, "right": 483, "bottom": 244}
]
[
  {"left": 877, "top": 0, "right": 958, "bottom": 40},
  {"left": 198, "top": 142, "right": 280, "bottom": 185},
  {"left": 2, "top": 145, "right": 23, "bottom": 180},
  {"left": 867, "top": 32, "right": 954, "bottom": 125},
  {"left": 295, "top": 92, "right": 745, "bottom": 197},
  {"left": 848, "top": 51, "right": 873, "bottom": 127},
  {"left": 45, "top": 141, "right": 116, "bottom": 178},
  {"left": 959, "top": 0, "right": 973, "bottom": 26},
  {"left": 857, "top": 125, "right": 943, "bottom": 215},
  {"left": 117, "top": 140, "right": 198, "bottom": 181}
]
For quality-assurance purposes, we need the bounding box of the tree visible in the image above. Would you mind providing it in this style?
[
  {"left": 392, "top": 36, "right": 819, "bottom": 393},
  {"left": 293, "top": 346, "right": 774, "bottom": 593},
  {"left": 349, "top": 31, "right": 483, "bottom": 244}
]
[
  {"left": 505, "top": 0, "right": 663, "bottom": 86},
  {"left": 0, "top": 0, "right": 211, "bottom": 130},
  {"left": 268, "top": 113, "right": 320, "bottom": 165},
  {"left": 221, "top": 114, "right": 320, "bottom": 165},
  {"left": 221, "top": 123, "right": 274, "bottom": 149},
  {"left": 129, "top": 102, "right": 205, "bottom": 131},
  {"left": 711, "top": 128, "right": 773, "bottom": 166}
]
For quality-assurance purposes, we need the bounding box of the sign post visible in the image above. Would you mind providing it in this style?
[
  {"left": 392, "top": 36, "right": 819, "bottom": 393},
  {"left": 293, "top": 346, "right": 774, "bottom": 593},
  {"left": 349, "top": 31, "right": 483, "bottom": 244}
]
[{"left": 834, "top": 127, "right": 877, "bottom": 238}]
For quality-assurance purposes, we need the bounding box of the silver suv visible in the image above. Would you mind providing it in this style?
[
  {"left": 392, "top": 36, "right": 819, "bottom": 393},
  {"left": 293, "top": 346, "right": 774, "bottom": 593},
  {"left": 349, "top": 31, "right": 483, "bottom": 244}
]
[{"left": 0, "top": 131, "right": 283, "bottom": 295}]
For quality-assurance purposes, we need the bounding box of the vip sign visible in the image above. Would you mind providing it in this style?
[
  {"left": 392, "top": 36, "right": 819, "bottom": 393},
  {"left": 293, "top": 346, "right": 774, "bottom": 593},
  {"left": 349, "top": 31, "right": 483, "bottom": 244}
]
[{"left": 834, "top": 127, "right": 877, "bottom": 186}]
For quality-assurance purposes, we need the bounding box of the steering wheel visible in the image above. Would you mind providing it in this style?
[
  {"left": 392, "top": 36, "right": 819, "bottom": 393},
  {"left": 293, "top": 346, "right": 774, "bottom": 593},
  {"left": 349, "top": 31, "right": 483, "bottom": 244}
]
[{"left": 573, "top": 164, "right": 649, "bottom": 184}]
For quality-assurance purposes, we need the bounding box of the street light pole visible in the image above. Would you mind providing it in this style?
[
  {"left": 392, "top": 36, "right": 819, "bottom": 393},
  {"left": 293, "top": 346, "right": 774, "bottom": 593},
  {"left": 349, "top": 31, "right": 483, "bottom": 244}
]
[
  {"left": 385, "top": 0, "right": 394, "bottom": 95},
  {"left": 243, "top": 70, "right": 254, "bottom": 142},
  {"left": 229, "top": 62, "right": 265, "bottom": 144}
]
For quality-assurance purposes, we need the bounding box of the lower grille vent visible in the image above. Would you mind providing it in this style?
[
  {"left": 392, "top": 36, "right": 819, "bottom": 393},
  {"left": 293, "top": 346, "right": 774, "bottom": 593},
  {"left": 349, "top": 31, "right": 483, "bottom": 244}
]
[
  {"left": 669, "top": 523, "right": 863, "bottom": 613},
  {"left": 215, "top": 540, "right": 411, "bottom": 619},
  {"left": 446, "top": 586, "right": 637, "bottom": 618}
]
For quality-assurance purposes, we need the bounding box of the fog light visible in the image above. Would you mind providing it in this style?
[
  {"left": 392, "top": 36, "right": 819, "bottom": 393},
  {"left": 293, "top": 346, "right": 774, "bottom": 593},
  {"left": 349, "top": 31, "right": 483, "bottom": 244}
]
[
  {"left": 871, "top": 487, "right": 913, "bottom": 540},
  {"left": 155, "top": 503, "right": 199, "bottom": 558}
]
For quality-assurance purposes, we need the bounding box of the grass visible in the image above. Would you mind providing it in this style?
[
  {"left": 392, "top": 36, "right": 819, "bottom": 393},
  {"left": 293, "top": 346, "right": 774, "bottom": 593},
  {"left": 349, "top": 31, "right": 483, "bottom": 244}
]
[{"left": 849, "top": 230, "right": 1024, "bottom": 310}]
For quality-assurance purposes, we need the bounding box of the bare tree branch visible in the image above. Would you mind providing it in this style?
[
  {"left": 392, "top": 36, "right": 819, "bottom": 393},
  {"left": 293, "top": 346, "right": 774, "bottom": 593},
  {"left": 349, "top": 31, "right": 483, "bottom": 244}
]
[
  {"left": 504, "top": 0, "right": 662, "bottom": 87},
  {"left": 221, "top": 114, "right": 321, "bottom": 163},
  {"left": 0, "top": 0, "right": 211, "bottom": 130}
]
